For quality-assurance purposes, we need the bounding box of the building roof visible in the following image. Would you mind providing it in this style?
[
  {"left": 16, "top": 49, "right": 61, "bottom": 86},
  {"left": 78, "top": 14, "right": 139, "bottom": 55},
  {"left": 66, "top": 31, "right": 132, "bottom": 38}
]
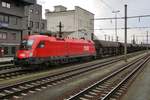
[
  {"left": 75, "top": 6, "right": 94, "bottom": 15},
  {"left": 19, "top": 0, "right": 36, "bottom": 5},
  {"left": 45, "top": 5, "right": 94, "bottom": 16}
]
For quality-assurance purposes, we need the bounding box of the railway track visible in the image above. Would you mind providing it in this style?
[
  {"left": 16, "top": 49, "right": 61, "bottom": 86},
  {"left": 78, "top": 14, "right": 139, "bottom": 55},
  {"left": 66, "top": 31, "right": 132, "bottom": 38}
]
[
  {"left": 67, "top": 54, "right": 150, "bottom": 100},
  {"left": 0, "top": 51, "right": 145, "bottom": 80},
  {"left": 0, "top": 60, "right": 11, "bottom": 65},
  {"left": 0, "top": 54, "right": 128, "bottom": 99},
  {"left": 0, "top": 52, "right": 147, "bottom": 99},
  {"left": 0, "top": 62, "right": 23, "bottom": 80},
  {"left": 0, "top": 67, "right": 29, "bottom": 80},
  {"left": 0, "top": 62, "right": 14, "bottom": 71},
  {"left": 0, "top": 55, "right": 121, "bottom": 80}
]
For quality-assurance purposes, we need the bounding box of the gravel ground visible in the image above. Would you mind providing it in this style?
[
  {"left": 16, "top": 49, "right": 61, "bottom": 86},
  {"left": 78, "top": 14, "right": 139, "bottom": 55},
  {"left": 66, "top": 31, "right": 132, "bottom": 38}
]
[
  {"left": 121, "top": 55, "right": 150, "bottom": 100},
  {"left": 20, "top": 53, "right": 146, "bottom": 100}
]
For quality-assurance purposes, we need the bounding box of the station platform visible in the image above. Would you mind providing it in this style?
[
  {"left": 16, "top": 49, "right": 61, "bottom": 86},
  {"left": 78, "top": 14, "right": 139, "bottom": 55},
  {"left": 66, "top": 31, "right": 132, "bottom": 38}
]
[{"left": 0, "top": 57, "right": 13, "bottom": 63}]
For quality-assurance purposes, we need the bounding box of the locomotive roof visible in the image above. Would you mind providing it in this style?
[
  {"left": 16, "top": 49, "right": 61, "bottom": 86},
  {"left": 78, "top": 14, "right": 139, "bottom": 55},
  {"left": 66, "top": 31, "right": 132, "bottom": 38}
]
[{"left": 26, "top": 35, "right": 94, "bottom": 44}]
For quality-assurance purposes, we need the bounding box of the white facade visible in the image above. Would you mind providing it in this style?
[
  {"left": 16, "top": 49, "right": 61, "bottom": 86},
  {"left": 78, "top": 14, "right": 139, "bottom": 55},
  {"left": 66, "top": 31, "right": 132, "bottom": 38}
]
[{"left": 45, "top": 6, "right": 94, "bottom": 40}]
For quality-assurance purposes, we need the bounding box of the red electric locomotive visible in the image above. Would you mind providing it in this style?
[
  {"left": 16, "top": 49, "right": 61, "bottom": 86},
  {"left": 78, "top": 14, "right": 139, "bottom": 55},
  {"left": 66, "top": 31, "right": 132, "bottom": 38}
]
[{"left": 14, "top": 35, "right": 96, "bottom": 67}]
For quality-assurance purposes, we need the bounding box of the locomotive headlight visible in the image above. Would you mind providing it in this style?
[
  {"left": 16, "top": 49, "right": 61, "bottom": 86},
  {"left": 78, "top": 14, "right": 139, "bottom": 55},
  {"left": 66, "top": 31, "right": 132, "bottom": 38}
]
[
  {"left": 20, "top": 53, "right": 25, "bottom": 57},
  {"left": 29, "top": 52, "right": 33, "bottom": 57}
]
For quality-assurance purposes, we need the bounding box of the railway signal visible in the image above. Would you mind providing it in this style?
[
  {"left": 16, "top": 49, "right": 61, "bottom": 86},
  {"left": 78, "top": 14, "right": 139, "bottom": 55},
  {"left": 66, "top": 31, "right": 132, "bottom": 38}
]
[{"left": 57, "top": 21, "right": 64, "bottom": 38}]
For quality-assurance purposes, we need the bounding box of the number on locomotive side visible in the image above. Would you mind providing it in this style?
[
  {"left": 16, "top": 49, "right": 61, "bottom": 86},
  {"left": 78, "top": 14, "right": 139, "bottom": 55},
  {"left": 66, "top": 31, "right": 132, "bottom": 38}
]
[{"left": 84, "top": 46, "right": 89, "bottom": 51}]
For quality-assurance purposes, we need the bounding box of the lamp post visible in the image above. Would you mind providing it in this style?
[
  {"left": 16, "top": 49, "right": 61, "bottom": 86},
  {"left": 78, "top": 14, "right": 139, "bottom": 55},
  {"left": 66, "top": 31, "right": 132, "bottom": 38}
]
[
  {"left": 28, "top": 7, "right": 31, "bottom": 35},
  {"left": 146, "top": 31, "right": 149, "bottom": 53},
  {"left": 124, "top": 4, "right": 127, "bottom": 62},
  {"left": 112, "top": 10, "right": 120, "bottom": 42},
  {"left": 104, "top": 34, "right": 107, "bottom": 41}
]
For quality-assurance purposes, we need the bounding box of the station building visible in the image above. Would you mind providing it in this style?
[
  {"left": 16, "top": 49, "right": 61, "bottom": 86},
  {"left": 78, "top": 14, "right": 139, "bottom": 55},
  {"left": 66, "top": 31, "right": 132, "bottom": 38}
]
[
  {"left": 45, "top": 5, "right": 94, "bottom": 40},
  {"left": 0, "top": 0, "right": 47, "bottom": 57}
]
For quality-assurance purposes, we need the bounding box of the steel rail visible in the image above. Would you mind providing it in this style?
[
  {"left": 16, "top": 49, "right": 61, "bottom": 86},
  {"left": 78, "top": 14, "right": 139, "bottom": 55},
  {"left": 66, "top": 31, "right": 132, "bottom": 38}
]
[
  {"left": 101, "top": 55, "right": 150, "bottom": 100},
  {"left": 0, "top": 56, "right": 123, "bottom": 99},
  {"left": 67, "top": 54, "right": 149, "bottom": 100},
  {"left": 0, "top": 51, "right": 144, "bottom": 80}
]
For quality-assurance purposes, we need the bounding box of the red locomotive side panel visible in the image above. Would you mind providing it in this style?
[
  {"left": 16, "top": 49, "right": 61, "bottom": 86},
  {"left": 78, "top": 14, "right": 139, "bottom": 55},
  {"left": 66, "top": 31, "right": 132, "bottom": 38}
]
[
  {"left": 65, "top": 39, "right": 95, "bottom": 57},
  {"left": 35, "top": 39, "right": 67, "bottom": 57}
]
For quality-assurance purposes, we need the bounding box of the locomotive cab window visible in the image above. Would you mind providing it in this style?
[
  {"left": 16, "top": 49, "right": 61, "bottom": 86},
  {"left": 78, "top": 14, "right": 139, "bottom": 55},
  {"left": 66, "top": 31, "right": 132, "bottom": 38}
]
[
  {"left": 20, "top": 39, "right": 34, "bottom": 50},
  {"left": 37, "top": 41, "right": 45, "bottom": 48}
]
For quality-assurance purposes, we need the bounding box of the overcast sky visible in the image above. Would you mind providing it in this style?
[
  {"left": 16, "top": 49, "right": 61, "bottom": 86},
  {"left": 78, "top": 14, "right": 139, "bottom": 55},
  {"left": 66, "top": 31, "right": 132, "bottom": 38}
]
[{"left": 37, "top": 0, "right": 150, "bottom": 43}]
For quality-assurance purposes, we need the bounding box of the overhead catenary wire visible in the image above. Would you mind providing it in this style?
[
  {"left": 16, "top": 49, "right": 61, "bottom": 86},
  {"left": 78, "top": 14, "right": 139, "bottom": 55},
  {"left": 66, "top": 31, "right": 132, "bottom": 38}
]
[
  {"left": 93, "top": 26, "right": 150, "bottom": 30},
  {"left": 99, "top": 0, "right": 115, "bottom": 11},
  {"left": 98, "top": 0, "right": 122, "bottom": 17},
  {"left": 94, "top": 14, "right": 150, "bottom": 20}
]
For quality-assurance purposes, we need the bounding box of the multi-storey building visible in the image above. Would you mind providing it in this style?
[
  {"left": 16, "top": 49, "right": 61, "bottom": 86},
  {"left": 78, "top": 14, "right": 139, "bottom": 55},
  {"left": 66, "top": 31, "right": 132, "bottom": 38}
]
[
  {"left": 0, "top": 0, "right": 36, "bottom": 56},
  {"left": 23, "top": 4, "right": 47, "bottom": 36},
  {"left": 45, "top": 5, "right": 94, "bottom": 40},
  {"left": 0, "top": 0, "right": 46, "bottom": 57}
]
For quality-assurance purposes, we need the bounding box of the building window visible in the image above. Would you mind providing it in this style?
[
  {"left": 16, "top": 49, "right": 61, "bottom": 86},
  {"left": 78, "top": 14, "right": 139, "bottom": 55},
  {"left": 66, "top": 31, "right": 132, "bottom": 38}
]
[
  {"left": 14, "top": 17, "right": 18, "bottom": 25},
  {"left": 0, "top": 14, "right": 2, "bottom": 22},
  {"left": 2, "top": 2, "right": 6, "bottom": 7},
  {"left": 0, "top": 33, "right": 2, "bottom": 39},
  {"left": 35, "top": 22, "right": 39, "bottom": 29},
  {"left": 3, "top": 15, "right": 9, "bottom": 23},
  {"left": 2, "top": 1, "right": 10, "bottom": 8},
  {"left": 35, "top": 11, "right": 39, "bottom": 15},
  {"left": 30, "top": 9, "right": 33, "bottom": 13},
  {"left": 11, "top": 47, "right": 16, "bottom": 54},
  {"left": 90, "top": 20, "right": 93, "bottom": 26},
  {"left": 7, "top": 3, "right": 10, "bottom": 8},
  {"left": 12, "top": 33, "right": 16, "bottom": 40},
  {"left": 0, "top": 32, "right": 7, "bottom": 39},
  {"left": 4, "top": 47, "right": 8, "bottom": 55},
  {"left": 30, "top": 21, "right": 33, "bottom": 28},
  {"left": 41, "top": 23, "right": 45, "bottom": 29}
]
